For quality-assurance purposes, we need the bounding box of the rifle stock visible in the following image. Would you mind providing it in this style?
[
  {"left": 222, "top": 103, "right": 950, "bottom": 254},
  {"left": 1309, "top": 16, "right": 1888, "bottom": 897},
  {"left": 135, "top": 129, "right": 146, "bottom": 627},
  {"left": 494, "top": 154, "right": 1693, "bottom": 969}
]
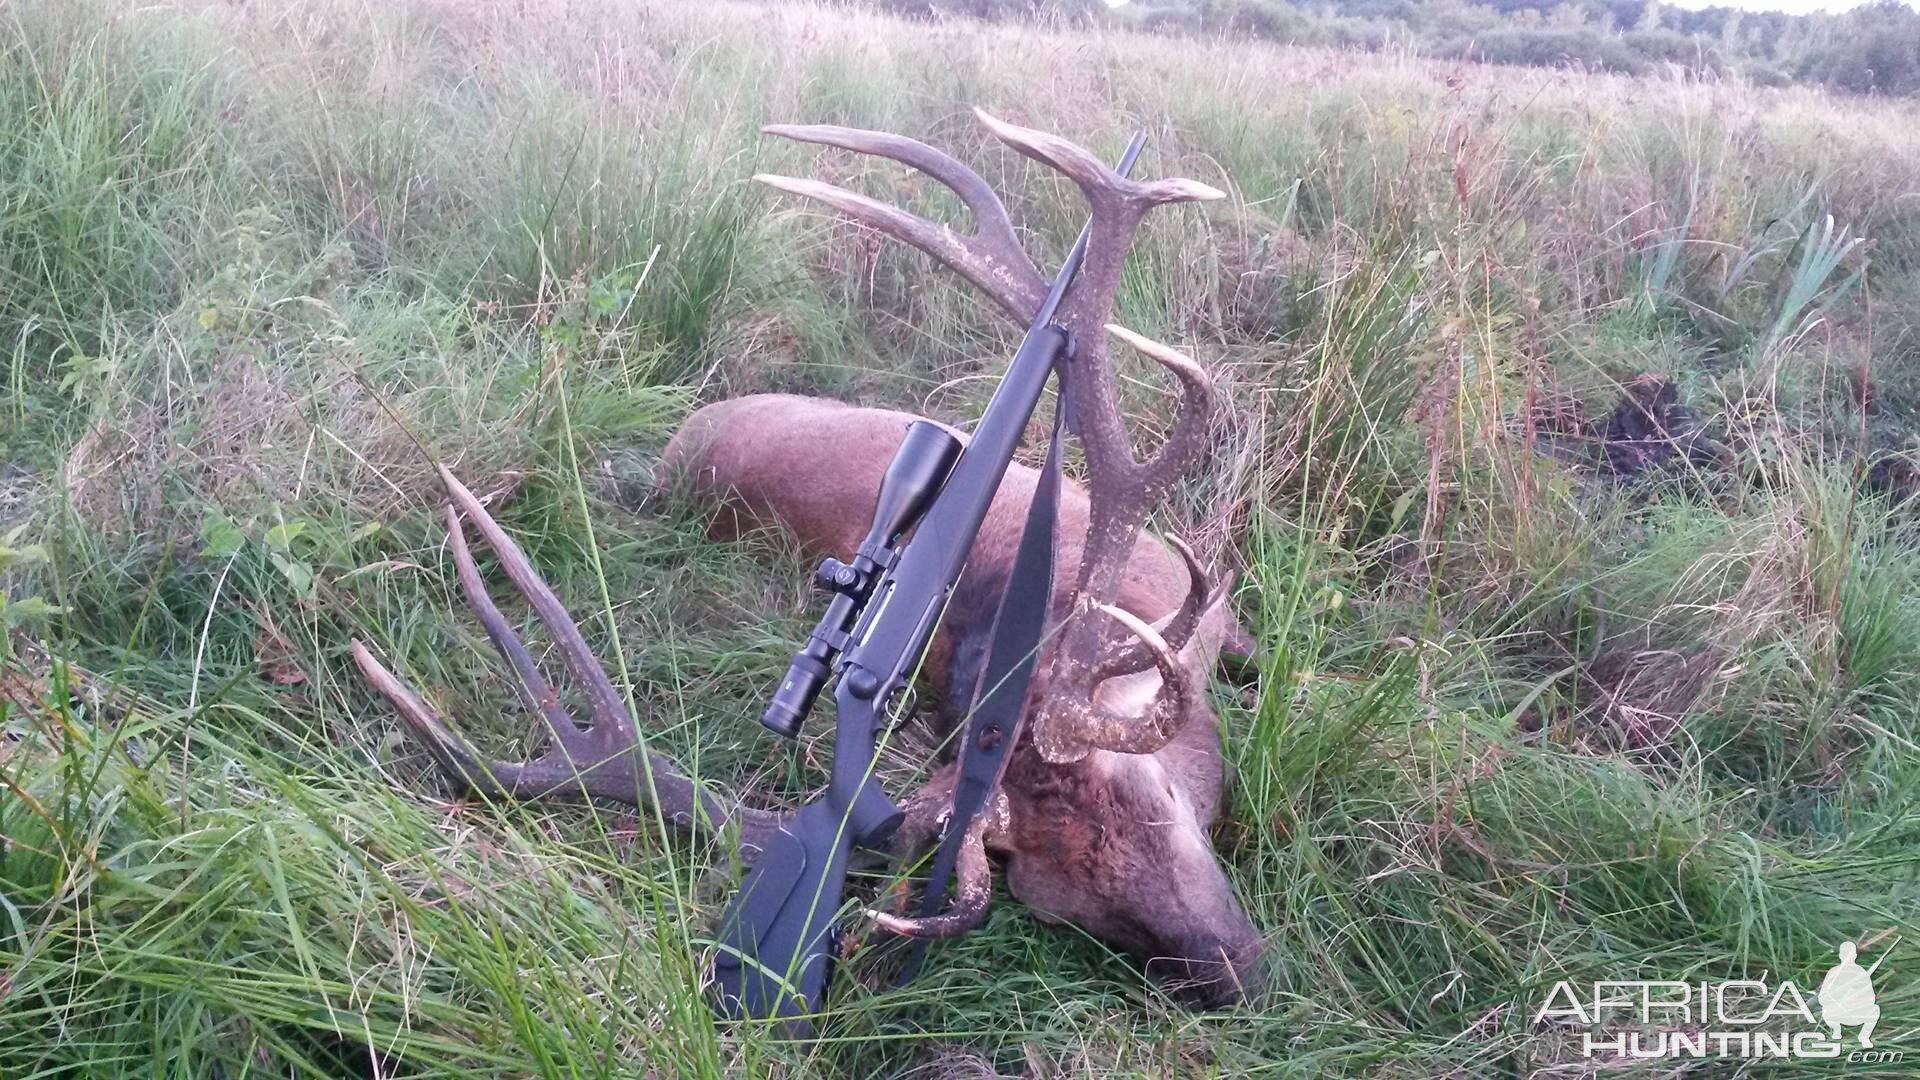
[{"left": 710, "top": 774, "right": 896, "bottom": 1021}]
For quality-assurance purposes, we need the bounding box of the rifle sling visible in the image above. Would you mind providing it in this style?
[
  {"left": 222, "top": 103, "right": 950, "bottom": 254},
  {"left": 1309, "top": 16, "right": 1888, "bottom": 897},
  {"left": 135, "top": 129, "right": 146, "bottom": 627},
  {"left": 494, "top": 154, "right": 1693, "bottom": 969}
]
[{"left": 897, "top": 346, "right": 1069, "bottom": 984}]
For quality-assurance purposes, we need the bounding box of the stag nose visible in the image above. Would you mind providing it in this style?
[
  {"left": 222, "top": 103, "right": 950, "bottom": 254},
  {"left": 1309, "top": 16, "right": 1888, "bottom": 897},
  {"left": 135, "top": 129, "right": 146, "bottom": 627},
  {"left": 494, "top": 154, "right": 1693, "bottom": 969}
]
[{"left": 1145, "top": 929, "right": 1268, "bottom": 1008}]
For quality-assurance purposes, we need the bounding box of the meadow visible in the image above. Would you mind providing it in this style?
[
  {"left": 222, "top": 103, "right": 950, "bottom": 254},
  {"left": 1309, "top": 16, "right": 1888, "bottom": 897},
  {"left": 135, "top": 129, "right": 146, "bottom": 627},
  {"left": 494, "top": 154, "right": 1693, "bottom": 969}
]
[{"left": 3, "top": 0, "right": 1919, "bottom": 1075}]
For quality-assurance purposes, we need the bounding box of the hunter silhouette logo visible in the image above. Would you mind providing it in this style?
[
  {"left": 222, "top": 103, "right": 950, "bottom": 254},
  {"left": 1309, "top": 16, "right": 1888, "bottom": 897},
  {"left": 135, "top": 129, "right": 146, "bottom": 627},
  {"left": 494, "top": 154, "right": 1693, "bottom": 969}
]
[
  {"left": 1533, "top": 939, "right": 1902, "bottom": 1063},
  {"left": 1817, "top": 940, "right": 1883, "bottom": 1048}
]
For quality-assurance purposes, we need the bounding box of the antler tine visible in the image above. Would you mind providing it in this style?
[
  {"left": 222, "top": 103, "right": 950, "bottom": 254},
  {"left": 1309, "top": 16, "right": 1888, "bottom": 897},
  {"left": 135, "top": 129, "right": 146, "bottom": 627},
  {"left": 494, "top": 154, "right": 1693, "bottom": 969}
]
[
  {"left": 351, "top": 468, "right": 784, "bottom": 849},
  {"left": 1102, "top": 323, "right": 1214, "bottom": 489},
  {"left": 764, "top": 124, "right": 1025, "bottom": 252},
  {"left": 1098, "top": 535, "right": 1209, "bottom": 678},
  {"left": 444, "top": 505, "right": 581, "bottom": 751},
  {"left": 865, "top": 793, "right": 1008, "bottom": 940},
  {"left": 438, "top": 466, "right": 636, "bottom": 745},
  {"left": 973, "top": 109, "right": 1225, "bottom": 211},
  {"left": 757, "top": 123, "right": 1047, "bottom": 325},
  {"left": 352, "top": 640, "right": 517, "bottom": 797}
]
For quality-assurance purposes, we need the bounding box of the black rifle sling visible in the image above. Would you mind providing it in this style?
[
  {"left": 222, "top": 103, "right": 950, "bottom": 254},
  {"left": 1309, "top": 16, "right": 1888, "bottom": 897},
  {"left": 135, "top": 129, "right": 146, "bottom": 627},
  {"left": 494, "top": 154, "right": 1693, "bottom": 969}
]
[{"left": 897, "top": 349, "right": 1070, "bottom": 985}]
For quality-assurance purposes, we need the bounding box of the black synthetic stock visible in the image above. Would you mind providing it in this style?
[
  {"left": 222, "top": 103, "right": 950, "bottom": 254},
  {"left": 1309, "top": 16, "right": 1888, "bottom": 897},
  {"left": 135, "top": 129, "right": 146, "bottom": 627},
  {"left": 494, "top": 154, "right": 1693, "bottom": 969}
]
[{"left": 710, "top": 800, "right": 872, "bottom": 1022}]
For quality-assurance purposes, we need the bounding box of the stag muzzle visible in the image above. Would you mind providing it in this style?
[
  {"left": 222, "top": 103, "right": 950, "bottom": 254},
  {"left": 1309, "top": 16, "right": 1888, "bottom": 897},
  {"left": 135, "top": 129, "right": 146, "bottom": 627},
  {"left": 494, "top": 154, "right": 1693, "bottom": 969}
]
[
  {"left": 1008, "top": 841, "right": 1268, "bottom": 1008},
  {"left": 1147, "top": 923, "right": 1268, "bottom": 1008},
  {"left": 1115, "top": 854, "right": 1267, "bottom": 1008}
]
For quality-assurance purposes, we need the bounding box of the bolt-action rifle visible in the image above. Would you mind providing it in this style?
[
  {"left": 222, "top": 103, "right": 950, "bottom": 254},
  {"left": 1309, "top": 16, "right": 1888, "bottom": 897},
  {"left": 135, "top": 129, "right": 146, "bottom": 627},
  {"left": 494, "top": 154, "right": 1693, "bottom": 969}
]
[{"left": 710, "top": 133, "right": 1148, "bottom": 1029}]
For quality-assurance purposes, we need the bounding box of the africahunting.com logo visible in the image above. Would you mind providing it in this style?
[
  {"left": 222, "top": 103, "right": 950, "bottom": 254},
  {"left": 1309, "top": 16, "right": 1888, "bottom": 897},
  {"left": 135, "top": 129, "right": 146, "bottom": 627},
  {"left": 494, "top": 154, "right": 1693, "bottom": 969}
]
[{"left": 1532, "top": 939, "right": 1901, "bottom": 1064}]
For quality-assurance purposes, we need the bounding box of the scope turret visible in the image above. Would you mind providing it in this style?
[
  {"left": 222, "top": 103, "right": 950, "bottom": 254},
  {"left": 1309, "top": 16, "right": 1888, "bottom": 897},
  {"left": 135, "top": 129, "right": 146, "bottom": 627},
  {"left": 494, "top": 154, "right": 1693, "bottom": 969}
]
[{"left": 757, "top": 420, "right": 963, "bottom": 740}]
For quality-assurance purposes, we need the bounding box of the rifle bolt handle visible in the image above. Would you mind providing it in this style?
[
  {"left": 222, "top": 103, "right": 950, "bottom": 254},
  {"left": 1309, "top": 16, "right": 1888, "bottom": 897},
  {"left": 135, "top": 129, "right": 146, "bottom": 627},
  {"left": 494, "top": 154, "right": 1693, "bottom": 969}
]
[{"left": 846, "top": 667, "right": 882, "bottom": 700}]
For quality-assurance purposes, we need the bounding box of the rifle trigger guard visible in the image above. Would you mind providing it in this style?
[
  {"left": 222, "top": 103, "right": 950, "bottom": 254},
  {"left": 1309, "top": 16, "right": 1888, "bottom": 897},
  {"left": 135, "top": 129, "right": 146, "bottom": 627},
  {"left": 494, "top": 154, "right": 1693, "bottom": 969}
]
[{"left": 884, "top": 685, "right": 917, "bottom": 728}]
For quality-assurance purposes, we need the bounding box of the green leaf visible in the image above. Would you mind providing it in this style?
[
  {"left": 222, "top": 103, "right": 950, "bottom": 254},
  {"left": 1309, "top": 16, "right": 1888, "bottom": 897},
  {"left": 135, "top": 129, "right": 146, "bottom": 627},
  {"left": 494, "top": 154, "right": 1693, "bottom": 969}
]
[
  {"left": 1390, "top": 487, "right": 1419, "bottom": 529},
  {"left": 270, "top": 553, "right": 314, "bottom": 596},
  {"left": 0, "top": 525, "right": 49, "bottom": 571},
  {"left": 199, "top": 511, "right": 245, "bottom": 558},
  {"left": 264, "top": 520, "right": 307, "bottom": 552},
  {"left": 587, "top": 275, "right": 624, "bottom": 319},
  {"left": 3, "top": 596, "right": 65, "bottom": 624}
]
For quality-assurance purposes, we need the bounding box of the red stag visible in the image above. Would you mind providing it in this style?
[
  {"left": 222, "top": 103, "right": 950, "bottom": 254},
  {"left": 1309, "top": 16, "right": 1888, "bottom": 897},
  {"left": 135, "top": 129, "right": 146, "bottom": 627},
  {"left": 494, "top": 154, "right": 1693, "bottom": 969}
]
[{"left": 353, "top": 110, "right": 1264, "bottom": 1007}]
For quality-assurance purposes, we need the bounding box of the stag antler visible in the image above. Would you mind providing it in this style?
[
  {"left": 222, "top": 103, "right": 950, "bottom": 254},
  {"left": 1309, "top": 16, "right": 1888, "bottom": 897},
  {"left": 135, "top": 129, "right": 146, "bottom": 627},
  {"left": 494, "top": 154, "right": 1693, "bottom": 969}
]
[
  {"left": 755, "top": 124, "right": 1049, "bottom": 325},
  {"left": 350, "top": 467, "right": 791, "bottom": 848},
  {"left": 761, "top": 111, "right": 1229, "bottom": 782}
]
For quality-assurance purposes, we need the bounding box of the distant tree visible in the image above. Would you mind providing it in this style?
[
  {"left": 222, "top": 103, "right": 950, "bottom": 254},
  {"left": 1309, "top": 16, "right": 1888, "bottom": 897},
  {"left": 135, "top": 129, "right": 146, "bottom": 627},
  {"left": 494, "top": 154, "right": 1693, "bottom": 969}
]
[
  {"left": 1623, "top": 28, "right": 1721, "bottom": 70},
  {"left": 831, "top": 0, "right": 1920, "bottom": 95},
  {"left": 1454, "top": 25, "right": 1649, "bottom": 73},
  {"left": 1600, "top": 0, "right": 1648, "bottom": 32},
  {"left": 1666, "top": 5, "right": 1730, "bottom": 39},
  {"left": 1798, "top": 0, "right": 1920, "bottom": 94},
  {"left": 1123, "top": 3, "right": 1204, "bottom": 32},
  {"left": 1739, "top": 11, "right": 1789, "bottom": 60},
  {"left": 1337, "top": 0, "right": 1422, "bottom": 23},
  {"left": 1194, "top": 0, "right": 1309, "bottom": 40}
]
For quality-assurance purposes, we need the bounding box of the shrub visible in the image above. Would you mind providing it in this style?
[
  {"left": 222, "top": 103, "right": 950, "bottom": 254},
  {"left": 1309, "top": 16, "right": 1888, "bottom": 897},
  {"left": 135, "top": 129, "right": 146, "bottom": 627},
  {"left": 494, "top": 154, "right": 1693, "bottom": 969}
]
[{"left": 1453, "top": 26, "right": 1649, "bottom": 74}]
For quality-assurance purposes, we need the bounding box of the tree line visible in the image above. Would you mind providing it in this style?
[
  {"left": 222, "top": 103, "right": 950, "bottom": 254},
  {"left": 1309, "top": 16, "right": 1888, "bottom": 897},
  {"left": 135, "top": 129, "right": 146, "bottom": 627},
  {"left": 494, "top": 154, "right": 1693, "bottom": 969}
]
[{"left": 863, "top": 0, "right": 1920, "bottom": 95}]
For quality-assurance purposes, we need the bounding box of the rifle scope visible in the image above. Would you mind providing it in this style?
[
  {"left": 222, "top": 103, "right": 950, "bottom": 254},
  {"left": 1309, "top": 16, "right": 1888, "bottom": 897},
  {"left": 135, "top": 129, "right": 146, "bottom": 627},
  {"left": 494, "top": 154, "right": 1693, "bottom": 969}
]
[{"left": 759, "top": 420, "right": 963, "bottom": 738}]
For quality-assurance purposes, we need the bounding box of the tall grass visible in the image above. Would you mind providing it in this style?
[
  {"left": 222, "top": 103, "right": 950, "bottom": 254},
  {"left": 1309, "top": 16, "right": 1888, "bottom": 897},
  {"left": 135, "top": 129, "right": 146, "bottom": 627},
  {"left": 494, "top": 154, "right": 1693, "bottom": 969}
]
[{"left": 3, "top": 0, "right": 1919, "bottom": 1075}]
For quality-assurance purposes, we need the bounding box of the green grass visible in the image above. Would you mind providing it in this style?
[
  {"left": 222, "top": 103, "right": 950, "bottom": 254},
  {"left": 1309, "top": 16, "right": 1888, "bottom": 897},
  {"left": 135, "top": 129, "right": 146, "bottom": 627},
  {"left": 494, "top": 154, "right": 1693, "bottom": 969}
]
[{"left": 3, "top": 0, "right": 1919, "bottom": 1075}]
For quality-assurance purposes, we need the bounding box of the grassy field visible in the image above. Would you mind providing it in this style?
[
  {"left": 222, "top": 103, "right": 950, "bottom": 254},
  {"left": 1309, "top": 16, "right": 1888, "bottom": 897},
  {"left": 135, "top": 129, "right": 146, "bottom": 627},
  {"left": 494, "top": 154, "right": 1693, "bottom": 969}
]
[{"left": 4, "top": 0, "right": 1920, "bottom": 1075}]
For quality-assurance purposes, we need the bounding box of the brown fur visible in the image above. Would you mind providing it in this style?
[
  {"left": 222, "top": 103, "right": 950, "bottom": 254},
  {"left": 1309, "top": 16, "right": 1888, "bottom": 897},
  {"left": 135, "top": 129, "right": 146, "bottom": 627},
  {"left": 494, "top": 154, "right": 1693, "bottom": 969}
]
[{"left": 660, "top": 394, "right": 1265, "bottom": 1005}]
